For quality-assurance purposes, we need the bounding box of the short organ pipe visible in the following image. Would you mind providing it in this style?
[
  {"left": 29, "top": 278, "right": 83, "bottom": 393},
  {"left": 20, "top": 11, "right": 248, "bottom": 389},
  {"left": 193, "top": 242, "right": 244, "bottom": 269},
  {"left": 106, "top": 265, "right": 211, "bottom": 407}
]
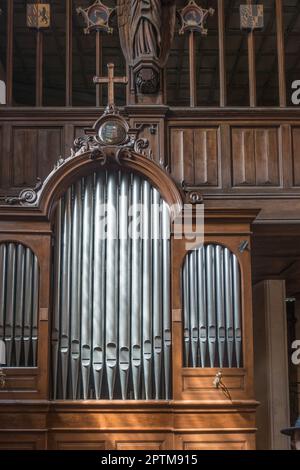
[{"left": 183, "top": 244, "right": 242, "bottom": 369}]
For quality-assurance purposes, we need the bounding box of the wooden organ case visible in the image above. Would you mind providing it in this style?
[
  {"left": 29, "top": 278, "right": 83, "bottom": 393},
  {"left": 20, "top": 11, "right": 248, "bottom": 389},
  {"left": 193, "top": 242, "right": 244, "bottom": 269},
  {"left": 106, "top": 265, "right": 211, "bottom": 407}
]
[
  {"left": 0, "top": 103, "right": 259, "bottom": 450},
  {"left": 0, "top": 0, "right": 263, "bottom": 451}
]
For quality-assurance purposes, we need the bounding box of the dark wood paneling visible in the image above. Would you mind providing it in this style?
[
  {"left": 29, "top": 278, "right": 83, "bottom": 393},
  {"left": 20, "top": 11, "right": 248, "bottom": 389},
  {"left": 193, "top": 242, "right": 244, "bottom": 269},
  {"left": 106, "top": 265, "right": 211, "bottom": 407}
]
[
  {"left": 49, "top": 433, "right": 106, "bottom": 450},
  {"left": 175, "top": 433, "right": 254, "bottom": 450},
  {"left": 291, "top": 127, "right": 300, "bottom": 186},
  {"left": 0, "top": 431, "right": 46, "bottom": 450},
  {"left": 114, "top": 434, "right": 172, "bottom": 450},
  {"left": 11, "top": 127, "right": 62, "bottom": 187},
  {"left": 170, "top": 127, "right": 219, "bottom": 186},
  {"left": 12, "top": 129, "right": 37, "bottom": 187},
  {"left": 0, "top": 126, "right": 2, "bottom": 187},
  {"left": 231, "top": 127, "right": 280, "bottom": 187},
  {"left": 38, "top": 129, "right": 62, "bottom": 179},
  {"left": 194, "top": 129, "right": 218, "bottom": 185},
  {"left": 75, "top": 126, "right": 86, "bottom": 140}
]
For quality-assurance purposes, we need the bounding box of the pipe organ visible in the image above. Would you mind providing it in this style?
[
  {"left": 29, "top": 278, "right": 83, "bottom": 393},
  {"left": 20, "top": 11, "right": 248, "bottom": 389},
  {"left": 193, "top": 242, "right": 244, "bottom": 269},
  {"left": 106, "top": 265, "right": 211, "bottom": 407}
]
[
  {"left": 0, "top": 103, "right": 258, "bottom": 450},
  {"left": 183, "top": 245, "right": 242, "bottom": 369},
  {"left": 0, "top": 243, "right": 39, "bottom": 368},
  {"left": 52, "top": 170, "right": 171, "bottom": 401}
]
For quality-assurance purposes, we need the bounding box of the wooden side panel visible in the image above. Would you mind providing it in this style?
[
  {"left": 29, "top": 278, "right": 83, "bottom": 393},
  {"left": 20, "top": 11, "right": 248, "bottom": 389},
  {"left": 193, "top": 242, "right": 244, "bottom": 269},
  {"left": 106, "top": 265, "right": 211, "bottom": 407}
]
[
  {"left": 113, "top": 433, "right": 173, "bottom": 450},
  {"left": 194, "top": 129, "right": 218, "bottom": 185},
  {"left": 37, "top": 129, "right": 62, "bottom": 180},
  {"left": 49, "top": 433, "right": 106, "bottom": 450},
  {"left": 13, "top": 129, "right": 38, "bottom": 187},
  {"left": 170, "top": 128, "right": 219, "bottom": 186},
  {"left": 291, "top": 126, "right": 300, "bottom": 186},
  {"left": 10, "top": 127, "right": 62, "bottom": 188},
  {"left": 175, "top": 433, "right": 255, "bottom": 450},
  {"left": 0, "top": 432, "right": 47, "bottom": 450},
  {"left": 0, "top": 126, "right": 2, "bottom": 187},
  {"left": 231, "top": 127, "right": 280, "bottom": 187},
  {"left": 48, "top": 432, "right": 172, "bottom": 450}
]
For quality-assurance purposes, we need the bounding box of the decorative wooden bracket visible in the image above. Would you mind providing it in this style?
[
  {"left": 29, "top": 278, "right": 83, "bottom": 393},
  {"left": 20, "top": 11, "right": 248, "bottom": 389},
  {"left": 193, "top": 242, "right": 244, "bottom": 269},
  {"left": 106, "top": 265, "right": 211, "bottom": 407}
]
[{"left": 182, "top": 182, "right": 203, "bottom": 204}]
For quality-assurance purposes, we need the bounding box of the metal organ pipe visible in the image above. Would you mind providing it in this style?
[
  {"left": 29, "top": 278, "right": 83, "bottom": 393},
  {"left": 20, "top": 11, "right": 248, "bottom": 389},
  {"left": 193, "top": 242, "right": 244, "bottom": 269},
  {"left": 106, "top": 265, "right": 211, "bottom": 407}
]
[
  {"left": 232, "top": 256, "right": 242, "bottom": 367},
  {"left": 15, "top": 244, "right": 25, "bottom": 366},
  {"left": 206, "top": 245, "right": 216, "bottom": 367},
  {"left": 152, "top": 188, "right": 162, "bottom": 400},
  {"left": 5, "top": 243, "right": 16, "bottom": 365},
  {"left": 71, "top": 181, "right": 82, "bottom": 399},
  {"left": 162, "top": 200, "right": 171, "bottom": 400},
  {"left": 0, "top": 242, "right": 39, "bottom": 368},
  {"left": 142, "top": 180, "right": 152, "bottom": 400},
  {"left": 51, "top": 170, "right": 171, "bottom": 400},
  {"left": 119, "top": 172, "right": 130, "bottom": 399},
  {"left": 105, "top": 172, "right": 118, "bottom": 399},
  {"left": 93, "top": 173, "right": 105, "bottom": 400},
  {"left": 32, "top": 255, "right": 39, "bottom": 366},
  {"left": 183, "top": 261, "right": 190, "bottom": 366},
  {"left": 197, "top": 247, "right": 207, "bottom": 367},
  {"left": 60, "top": 188, "right": 72, "bottom": 399},
  {"left": 52, "top": 200, "right": 62, "bottom": 399},
  {"left": 131, "top": 175, "right": 142, "bottom": 400},
  {"left": 24, "top": 247, "right": 34, "bottom": 367},
  {"left": 0, "top": 245, "right": 6, "bottom": 359},
  {"left": 183, "top": 244, "right": 243, "bottom": 368},
  {"left": 81, "top": 176, "right": 94, "bottom": 400},
  {"left": 215, "top": 245, "right": 225, "bottom": 368},
  {"left": 189, "top": 250, "right": 198, "bottom": 367},
  {"left": 224, "top": 247, "right": 234, "bottom": 368}
]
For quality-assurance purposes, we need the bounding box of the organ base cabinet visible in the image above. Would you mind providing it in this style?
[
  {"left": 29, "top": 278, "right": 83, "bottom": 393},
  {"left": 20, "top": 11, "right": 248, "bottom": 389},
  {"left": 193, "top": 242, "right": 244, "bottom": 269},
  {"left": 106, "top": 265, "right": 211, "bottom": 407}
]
[
  {"left": 0, "top": 124, "right": 259, "bottom": 450},
  {"left": 0, "top": 402, "right": 257, "bottom": 450}
]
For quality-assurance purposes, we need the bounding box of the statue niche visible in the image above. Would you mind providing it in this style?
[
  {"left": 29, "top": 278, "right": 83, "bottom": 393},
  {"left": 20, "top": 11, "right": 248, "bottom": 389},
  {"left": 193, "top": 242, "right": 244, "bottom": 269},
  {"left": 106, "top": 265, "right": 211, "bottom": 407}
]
[{"left": 117, "top": 0, "right": 176, "bottom": 101}]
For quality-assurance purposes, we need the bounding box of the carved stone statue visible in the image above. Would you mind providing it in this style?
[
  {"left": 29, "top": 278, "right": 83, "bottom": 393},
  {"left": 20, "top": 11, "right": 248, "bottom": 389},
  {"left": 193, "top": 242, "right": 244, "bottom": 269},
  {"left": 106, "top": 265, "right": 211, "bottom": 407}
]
[{"left": 117, "top": 0, "right": 176, "bottom": 97}]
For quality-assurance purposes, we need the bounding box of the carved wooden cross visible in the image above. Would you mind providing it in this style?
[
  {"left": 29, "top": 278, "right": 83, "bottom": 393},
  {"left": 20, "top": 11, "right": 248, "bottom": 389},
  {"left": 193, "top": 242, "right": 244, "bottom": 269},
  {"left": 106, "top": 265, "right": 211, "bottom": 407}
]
[{"left": 93, "top": 63, "right": 128, "bottom": 108}]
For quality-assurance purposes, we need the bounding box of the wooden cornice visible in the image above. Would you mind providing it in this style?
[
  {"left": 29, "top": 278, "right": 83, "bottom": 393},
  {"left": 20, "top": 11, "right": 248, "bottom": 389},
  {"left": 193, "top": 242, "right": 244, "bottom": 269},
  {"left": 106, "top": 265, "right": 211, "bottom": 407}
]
[{"left": 0, "top": 106, "right": 300, "bottom": 122}]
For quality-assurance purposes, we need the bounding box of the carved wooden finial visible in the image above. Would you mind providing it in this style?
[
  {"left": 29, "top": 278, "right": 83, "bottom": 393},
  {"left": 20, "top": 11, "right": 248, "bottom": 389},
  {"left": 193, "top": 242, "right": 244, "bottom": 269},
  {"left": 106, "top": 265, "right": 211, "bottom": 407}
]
[
  {"left": 93, "top": 63, "right": 128, "bottom": 110},
  {"left": 178, "top": 0, "right": 215, "bottom": 36},
  {"left": 77, "top": 0, "right": 114, "bottom": 35}
]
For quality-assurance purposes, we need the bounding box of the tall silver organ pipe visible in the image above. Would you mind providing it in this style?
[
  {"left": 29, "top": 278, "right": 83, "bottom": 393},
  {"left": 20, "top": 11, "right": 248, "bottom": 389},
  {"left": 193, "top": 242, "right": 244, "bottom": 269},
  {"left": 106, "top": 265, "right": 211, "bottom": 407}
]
[
  {"left": 183, "top": 244, "right": 243, "bottom": 368},
  {"left": 0, "top": 243, "right": 39, "bottom": 367},
  {"left": 52, "top": 170, "right": 171, "bottom": 400}
]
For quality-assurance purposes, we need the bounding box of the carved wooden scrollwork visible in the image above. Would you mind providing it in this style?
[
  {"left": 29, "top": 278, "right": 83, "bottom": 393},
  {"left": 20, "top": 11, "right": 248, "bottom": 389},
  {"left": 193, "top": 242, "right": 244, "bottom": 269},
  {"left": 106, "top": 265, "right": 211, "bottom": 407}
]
[
  {"left": 182, "top": 182, "right": 203, "bottom": 204},
  {"left": 3, "top": 178, "right": 43, "bottom": 206}
]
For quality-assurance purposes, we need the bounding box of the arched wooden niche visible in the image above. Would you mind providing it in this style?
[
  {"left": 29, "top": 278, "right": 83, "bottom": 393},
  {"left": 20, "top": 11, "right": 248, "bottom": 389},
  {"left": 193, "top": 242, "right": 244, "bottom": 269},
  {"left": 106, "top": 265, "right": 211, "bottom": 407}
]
[
  {"left": 182, "top": 243, "right": 242, "bottom": 369},
  {"left": 51, "top": 168, "right": 172, "bottom": 401},
  {"left": 0, "top": 242, "right": 39, "bottom": 368}
]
